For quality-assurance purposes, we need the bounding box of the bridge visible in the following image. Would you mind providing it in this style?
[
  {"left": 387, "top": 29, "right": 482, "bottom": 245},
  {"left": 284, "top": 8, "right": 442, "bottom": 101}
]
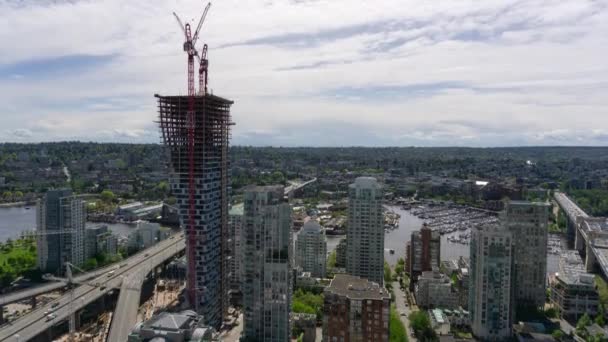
[
  {"left": 554, "top": 192, "right": 608, "bottom": 275},
  {"left": 0, "top": 235, "right": 185, "bottom": 342},
  {"left": 285, "top": 177, "right": 317, "bottom": 199}
]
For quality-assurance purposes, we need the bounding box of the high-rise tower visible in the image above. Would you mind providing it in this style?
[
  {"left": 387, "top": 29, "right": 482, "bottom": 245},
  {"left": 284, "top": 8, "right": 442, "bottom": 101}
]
[
  {"left": 346, "top": 177, "right": 384, "bottom": 285},
  {"left": 157, "top": 94, "right": 233, "bottom": 328},
  {"left": 469, "top": 224, "right": 513, "bottom": 341},
  {"left": 241, "top": 186, "right": 292, "bottom": 342},
  {"left": 503, "top": 200, "right": 549, "bottom": 314},
  {"left": 37, "top": 189, "right": 86, "bottom": 274}
]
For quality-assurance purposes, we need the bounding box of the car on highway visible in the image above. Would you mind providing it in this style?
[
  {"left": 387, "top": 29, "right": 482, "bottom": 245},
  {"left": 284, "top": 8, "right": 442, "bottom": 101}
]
[
  {"left": 51, "top": 302, "right": 59, "bottom": 308},
  {"left": 107, "top": 270, "right": 115, "bottom": 277},
  {"left": 144, "top": 253, "right": 149, "bottom": 257},
  {"left": 46, "top": 313, "right": 56, "bottom": 321}
]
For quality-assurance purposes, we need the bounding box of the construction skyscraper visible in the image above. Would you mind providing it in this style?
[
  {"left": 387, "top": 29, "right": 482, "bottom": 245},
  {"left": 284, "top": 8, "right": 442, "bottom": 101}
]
[{"left": 157, "top": 93, "right": 233, "bottom": 328}]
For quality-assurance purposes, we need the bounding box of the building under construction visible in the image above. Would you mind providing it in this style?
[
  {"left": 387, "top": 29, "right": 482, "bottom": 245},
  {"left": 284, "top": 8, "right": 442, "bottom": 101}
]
[{"left": 156, "top": 93, "right": 233, "bottom": 328}]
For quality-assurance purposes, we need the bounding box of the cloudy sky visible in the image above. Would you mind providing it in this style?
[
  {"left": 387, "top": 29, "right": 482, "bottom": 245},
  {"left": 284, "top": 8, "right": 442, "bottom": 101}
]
[{"left": 0, "top": 0, "right": 607, "bottom": 146}]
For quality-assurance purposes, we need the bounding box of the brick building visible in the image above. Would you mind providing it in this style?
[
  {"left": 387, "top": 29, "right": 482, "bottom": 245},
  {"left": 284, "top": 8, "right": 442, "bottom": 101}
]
[{"left": 323, "top": 274, "right": 390, "bottom": 342}]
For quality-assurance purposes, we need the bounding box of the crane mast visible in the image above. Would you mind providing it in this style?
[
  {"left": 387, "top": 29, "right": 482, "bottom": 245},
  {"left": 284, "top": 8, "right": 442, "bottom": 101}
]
[{"left": 173, "top": 1, "right": 211, "bottom": 309}]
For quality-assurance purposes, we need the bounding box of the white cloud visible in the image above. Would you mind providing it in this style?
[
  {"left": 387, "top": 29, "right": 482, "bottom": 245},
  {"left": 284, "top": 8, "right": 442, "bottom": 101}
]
[{"left": 0, "top": 0, "right": 606, "bottom": 145}]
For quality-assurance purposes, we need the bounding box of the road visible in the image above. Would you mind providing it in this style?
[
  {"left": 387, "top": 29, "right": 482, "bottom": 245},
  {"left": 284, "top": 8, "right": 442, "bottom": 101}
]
[
  {"left": 106, "top": 271, "right": 145, "bottom": 341},
  {"left": 0, "top": 236, "right": 185, "bottom": 342},
  {"left": 393, "top": 281, "right": 417, "bottom": 342},
  {"left": 0, "top": 262, "right": 130, "bottom": 307}
]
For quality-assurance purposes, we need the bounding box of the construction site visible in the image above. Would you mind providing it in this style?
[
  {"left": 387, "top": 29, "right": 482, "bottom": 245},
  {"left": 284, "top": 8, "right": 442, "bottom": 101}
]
[{"left": 157, "top": 1, "right": 234, "bottom": 331}]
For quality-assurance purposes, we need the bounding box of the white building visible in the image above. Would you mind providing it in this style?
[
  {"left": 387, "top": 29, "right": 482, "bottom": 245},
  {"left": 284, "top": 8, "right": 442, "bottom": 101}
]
[
  {"left": 346, "top": 177, "right": 384, "bottom": 285},
  {"left": 550, "top": 251, "right": 599, "bottom": 320},
  {"left": 295, "top": 220, "right": 327, "bottom": 278},
  {"left": 415, "top": 271, "right": 459, "bottom": 309},
  {"left": 127, "top": 222, "right": 170, "bottom": 251},
  {"left": 242, "top": 186, "right": 292, "bottom": 342},
  {"left": 469, "top": 224, "right": 513, "bottom": 341}
]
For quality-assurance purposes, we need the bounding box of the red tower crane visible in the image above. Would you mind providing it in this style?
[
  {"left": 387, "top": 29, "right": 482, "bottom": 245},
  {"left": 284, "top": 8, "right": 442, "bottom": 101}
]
[{"left": 172, "top": 1, "right": 211, "bottom": 307}]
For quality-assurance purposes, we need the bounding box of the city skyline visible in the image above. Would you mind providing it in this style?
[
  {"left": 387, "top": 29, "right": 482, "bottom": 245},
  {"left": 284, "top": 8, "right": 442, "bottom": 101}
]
[{"left": 1, "top": 0, "right": 607, "bottom": 147}]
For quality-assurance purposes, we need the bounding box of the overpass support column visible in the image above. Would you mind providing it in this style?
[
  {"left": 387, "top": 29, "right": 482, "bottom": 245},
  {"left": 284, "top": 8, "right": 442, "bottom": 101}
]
[
  {"left": 30, "top": 296, "right": 36, "bottom": 309},
  {"left": 0, "top": 306, "right": 4, "bottom": 325},
  {"left": 575, "top": 225, "right": 584, "bottom": 251},
  {"left": 586, "top": 243, "right": 597, "bottom": 272}
]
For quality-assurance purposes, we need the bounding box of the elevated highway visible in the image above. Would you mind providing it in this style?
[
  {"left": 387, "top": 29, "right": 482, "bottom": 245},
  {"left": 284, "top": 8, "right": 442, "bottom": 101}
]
[
  {"left": 0, "top": 235, "right": 185, "bottom": 342},
  {"left": 554, "top": 192, "right": 608, "bottom": 275}
]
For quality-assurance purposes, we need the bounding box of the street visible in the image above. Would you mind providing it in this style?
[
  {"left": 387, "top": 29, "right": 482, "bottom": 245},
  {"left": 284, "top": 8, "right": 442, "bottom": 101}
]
[{"left": 393, "top": 281, "right": 417, "bottom": 342}]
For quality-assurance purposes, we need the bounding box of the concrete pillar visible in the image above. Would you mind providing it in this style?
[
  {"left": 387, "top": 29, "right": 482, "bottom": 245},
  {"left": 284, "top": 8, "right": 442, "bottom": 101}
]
[
  {"left": 75, "top": 310, "right": 82, "bottom": 330},
  {"left": 575, "top": 225, "right": 584, "bottom": 251},
  {"left": 0, "top": 306, "right": 4, "bottom": 325},
  {"left": 586, "top": 243, "right": 597, "bottom": 272},
  {"left": 30, "top": 296, "right": 36, "bottom": 309}
]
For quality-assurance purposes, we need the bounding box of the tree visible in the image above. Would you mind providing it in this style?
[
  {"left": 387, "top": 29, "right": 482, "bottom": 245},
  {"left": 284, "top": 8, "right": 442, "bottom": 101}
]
[
  {"left": 100, "top": 190, "right": 115, "bottom": 203},
  {"left": 384, "top": 261, "right": 392, "bottom": 285},
  {"left": 552, "top": 330, "right": 564, "bottom": 341},
  {"left": 390, "top": 304, "right": 408, "bottom": 342},
  {"left": 595, "top": 303, "right": 605, "bottom": 326},
  {"left": 409, "top": 311, "right": 437, "bottom": 341},
  {"left": 83, "top": 258, "right": 98, "bottom": 271}
]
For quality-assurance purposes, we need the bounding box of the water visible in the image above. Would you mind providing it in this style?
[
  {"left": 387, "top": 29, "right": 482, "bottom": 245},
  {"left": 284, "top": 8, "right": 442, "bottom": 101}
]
[
  {"left": 382, "top": 205, "right": 560, "bottom": 275},
  {"left": 0, "top": 206, "right": 138, "bottom": 242},
  {"left": 0, "top": 206, "right": 36, "bottom": 241}
]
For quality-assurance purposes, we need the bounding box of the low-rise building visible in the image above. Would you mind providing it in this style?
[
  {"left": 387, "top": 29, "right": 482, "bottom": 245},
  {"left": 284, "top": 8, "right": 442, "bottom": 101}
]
[
  {"left": 292, "top": 313, "right": 316, "bottom": 342},
  {"left": 85, "top": 225, "right": 118, "bottom": 259},
  {"left": 415, "top": 271, "right": 459, "bottom": 309},
  {"left": 323, "top": 274, "right": 390, "bottom": 342},
  {"left": 549, "top": 251, "right": 599, "bottom": 321},
  {"left": 128, "top": 310, "right": 218, "bottom": 342},
  {"left": 429, "top": 309, "right": 451, "bottom": 336}
]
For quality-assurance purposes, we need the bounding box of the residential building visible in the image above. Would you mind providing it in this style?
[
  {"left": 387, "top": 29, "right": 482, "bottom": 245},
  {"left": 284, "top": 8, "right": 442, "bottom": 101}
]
[
  {"left": 228, "top": 203, "right": 244, "bottom": 305},
  {"left": 242, "top": 186, "right": 292, "bottom": 342},
  {"left": 503, "top": 201, "right": 549, "bottom": 314},
  {"left": 469, "top": 224, "right": 513, "bottom": 341},
  {"left": 37, "top": 189, "right": 86, "bottom": 274},
  {"left": 128, "top": 310, "right": 218, "bottom": 342},
  {"left": 295, "top": 220, "right": 327, "bottom": 278},
  {"left": 406, "top": 223, "right": 441, "bottom": 284},
  {"left": 85, "top": 225, "right": 118, "bottom": 259},
  {"left": 415, "top": 271, "right": 459, "bottom": 309},
  {"left": 335, "top": 238, "right": 347, "bottom": 268},
  {"left": 157, "top": 93, "right": 233, "bottom": 329},
  {"left": 455, "top": 258, "right": 470, "bottom": 309},
  {"left": 346, "top": 177, "right": 384, "bottom": 285},
  {"left": 549, "top": 251, "right": 599, "bottom": 321},
  {"left": 323, "top": 274, "right": 391, "bottom": 342}
]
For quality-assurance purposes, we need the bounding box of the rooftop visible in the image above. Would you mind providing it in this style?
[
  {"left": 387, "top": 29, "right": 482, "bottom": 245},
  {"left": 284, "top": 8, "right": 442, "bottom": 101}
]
[
  {"left": 301, "top": 220, "right": 323, "bottom": 233},
  {"left": 350, "top": 176, "right": 381, "bottom": 189},
  {"left": 229, "top": 203, "right": 244, "bottom": 216},
  {"left": 326, "top": 274, "right": 389, "bottom": 300}
]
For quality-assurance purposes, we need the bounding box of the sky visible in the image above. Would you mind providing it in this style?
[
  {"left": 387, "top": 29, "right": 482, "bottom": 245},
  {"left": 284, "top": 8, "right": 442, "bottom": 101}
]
[{"left": 0, "top": 0, "right": 607, "bottom": 147}]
